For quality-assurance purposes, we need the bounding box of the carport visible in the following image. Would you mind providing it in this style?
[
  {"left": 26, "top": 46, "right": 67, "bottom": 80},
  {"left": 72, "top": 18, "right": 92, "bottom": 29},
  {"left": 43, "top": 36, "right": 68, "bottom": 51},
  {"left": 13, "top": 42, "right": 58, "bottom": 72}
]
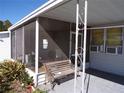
[{"left": 9, "top": 0, "right": 124, "bottom": 93}]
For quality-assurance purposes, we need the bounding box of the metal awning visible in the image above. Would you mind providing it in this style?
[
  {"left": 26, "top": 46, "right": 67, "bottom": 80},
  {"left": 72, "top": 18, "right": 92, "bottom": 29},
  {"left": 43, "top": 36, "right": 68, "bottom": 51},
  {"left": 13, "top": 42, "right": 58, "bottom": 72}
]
[
  {"left": 9, "top": 0, "right": 124, "bottom": 93},
  {"left": 42, "top": 0, "right": 124, "bottom": 26},
  {"left": 9, "top": 0, "right": 124, "bottom": 30}
]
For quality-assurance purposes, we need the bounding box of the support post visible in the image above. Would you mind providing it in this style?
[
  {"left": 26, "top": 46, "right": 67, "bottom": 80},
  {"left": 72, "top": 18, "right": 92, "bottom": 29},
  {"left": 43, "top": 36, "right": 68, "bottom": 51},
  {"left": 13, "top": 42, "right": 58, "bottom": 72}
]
[
  {"left": 35, "top": 18, "right": 39, "bottom": 86},
  {"left": 15, "top": 30, "right": 17, "bottom": 59},
  {"left": 9, "top": 31, "right": 12, "bottom": 59},
  {"left": 74, "top": 0, "right": 79, "bottom": 93},
  {"left": 82, "top": 0, "right": 88, "bottom": 93},
  {"left": 69, "top": 24, "right": 72, "bottom": 59},
  {"left": 69, "top": 32, "right": 72, "bottom": 59},
  {"left": 22, "top": 26, "right": 25, "bottom": 63}
]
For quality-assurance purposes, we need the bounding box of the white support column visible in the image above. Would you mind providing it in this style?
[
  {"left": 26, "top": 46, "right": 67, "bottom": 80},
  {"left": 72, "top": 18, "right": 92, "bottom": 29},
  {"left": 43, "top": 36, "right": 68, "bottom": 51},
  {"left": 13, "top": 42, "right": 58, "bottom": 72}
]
[
  {"left": 122, "top": 28, "right": 124, "bottom": 54},
  {"left": 15, "top": 30, "right": 17, "bottom": 59},
  {"left": 35, "top": 18, "right": 39, "bottom": 86},
  {"left": 104, "top": 28, "right": 107, "bottom": 52},
  {"left": 82, "top": 0, "right": 88, "bottom": 93},
  {"left": 69, "top": 32, "right": 72, "bottom": 59},
  {"left": 69, "top": 23, "right": 72, "bottom": 59},
  {"left": 22, "top": 26, "right": 25, "bottom": 63},
  {"left": 74, "top": 0, "right": 79, "bottom": 93},
  {"left": 9, "top": 31, "right": 12, "bottom": 59}
]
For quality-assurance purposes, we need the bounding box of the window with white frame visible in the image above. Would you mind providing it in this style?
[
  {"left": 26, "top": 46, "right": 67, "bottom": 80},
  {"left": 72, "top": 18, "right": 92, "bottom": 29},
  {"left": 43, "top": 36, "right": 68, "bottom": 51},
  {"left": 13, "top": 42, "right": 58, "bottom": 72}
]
[
  {"left": 91, "top": 29, "right": 104, "bottom": 52},
  {"left": 106, "top": 28, "right": 122, "bottom": 54},
  {"left": 90, "top": 27, "right": 123, "bottom": 54}
]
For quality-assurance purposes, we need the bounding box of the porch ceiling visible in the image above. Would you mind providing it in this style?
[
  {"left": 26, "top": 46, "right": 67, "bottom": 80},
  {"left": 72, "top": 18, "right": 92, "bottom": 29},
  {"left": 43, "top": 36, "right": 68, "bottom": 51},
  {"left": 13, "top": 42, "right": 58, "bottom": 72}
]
[{"left": 41, "top": 0, "right": 124, "bottom": 26}]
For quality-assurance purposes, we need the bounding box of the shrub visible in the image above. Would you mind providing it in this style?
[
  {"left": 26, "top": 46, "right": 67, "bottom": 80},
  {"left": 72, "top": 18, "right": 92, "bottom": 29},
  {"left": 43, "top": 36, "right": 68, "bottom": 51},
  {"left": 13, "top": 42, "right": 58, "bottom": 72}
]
[
  {"left": 33, "top": 88, "right": 47, "bottom": 93},
  {"left": 0, "top": 59, "right": 33, "bottom": 93},
  {"left": 21, "top": 71, "right": 33, "bottom": 86},
  {"left": 0, "top": 60, "right": 25, "bottom": 81}
]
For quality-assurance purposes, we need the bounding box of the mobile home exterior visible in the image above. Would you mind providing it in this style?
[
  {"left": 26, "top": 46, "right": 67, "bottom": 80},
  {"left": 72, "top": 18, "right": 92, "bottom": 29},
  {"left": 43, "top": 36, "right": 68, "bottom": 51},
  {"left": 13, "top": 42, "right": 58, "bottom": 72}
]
[
  {"left": 0, "top": 31, "right": 11, "bottom": 61},
  {"left": 9, "top": 0, "right": 124, "bottom": 86}
]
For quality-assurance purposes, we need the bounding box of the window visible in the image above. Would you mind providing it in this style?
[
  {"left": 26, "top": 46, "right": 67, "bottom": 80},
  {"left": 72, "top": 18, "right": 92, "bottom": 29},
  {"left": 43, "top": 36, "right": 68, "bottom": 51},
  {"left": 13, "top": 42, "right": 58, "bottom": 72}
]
[
  {"left": 43, "top": 39, "right": 48, "bottom": 49},
  {"left": 90, "top": 27, "right": 123, "bottom": 54},
  {"left": 106, "top": 28, "right": 122, "bottom": 54},
  {"left": 91, "top": 29, "right": 104, "bottom": 52},
  {"left": 0, "top": 33, "right": 9, "bottom": 38}
]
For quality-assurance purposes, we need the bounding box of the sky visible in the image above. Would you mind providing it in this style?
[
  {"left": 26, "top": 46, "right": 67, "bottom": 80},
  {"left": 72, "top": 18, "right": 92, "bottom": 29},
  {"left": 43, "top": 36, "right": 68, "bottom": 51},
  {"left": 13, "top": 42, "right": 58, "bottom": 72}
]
[{"left": 0, "top": 0, "right": 48, "bottom": 24}]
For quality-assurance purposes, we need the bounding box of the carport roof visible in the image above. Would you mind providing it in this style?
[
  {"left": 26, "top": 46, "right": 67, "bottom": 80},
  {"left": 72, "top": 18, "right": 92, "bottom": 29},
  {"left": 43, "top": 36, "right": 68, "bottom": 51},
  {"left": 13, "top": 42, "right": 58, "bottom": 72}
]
[{"left": 9, "top": 0, "right": 124, "bottom": 30}]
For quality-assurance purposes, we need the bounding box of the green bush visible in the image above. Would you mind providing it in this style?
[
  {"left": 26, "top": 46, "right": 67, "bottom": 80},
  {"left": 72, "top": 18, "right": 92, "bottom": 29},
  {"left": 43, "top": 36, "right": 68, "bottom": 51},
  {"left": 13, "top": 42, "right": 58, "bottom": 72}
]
[
  {"left": 0, "top": 59, "right": 33, "bottom": 93},
  {"left": 0, "top": 60, "right": 25, "bottom": 81},
  {"left": 33, "top": 88, "right": 47, "bottom": 93},
  {"left": 21, "top": 71, "right": 33, "bottom": 86}
]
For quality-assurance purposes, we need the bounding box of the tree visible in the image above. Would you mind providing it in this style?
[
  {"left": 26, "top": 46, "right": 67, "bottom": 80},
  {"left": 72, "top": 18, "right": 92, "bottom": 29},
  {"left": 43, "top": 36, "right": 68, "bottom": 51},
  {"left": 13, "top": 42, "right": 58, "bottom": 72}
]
[
  {"left": 0, "top": 20, "right": 12, "bottom": 31},
  {"left": 0, "top": 20, "right": 4, "bottom": 31},
  {"left": 4, "top": 20, "right": 12, "bottom": 31}
]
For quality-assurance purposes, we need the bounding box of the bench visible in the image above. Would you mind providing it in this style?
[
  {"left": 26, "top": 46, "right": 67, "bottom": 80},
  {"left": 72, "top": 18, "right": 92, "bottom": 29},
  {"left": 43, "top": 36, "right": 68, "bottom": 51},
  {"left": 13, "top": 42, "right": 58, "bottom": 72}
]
[{"left": 43, "top": 60, "right": 75, "bottom": 89}]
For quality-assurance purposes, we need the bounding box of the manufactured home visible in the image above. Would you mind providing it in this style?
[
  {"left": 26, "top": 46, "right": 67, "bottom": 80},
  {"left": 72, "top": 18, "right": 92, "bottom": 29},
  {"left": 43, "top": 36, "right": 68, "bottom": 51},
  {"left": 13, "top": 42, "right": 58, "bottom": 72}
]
[
  {"left": 0, "top": 31, "right": 11, "bottom": 61},
  {"left": 9, "top": 0, "right": 124, "bottom": 91}
]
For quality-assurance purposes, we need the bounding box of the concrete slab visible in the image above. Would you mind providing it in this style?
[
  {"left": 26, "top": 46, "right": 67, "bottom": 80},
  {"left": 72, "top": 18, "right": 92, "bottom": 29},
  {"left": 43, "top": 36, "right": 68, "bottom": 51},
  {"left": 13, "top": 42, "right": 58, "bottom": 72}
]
[{"left": 39, "top": 69, "right": 124, "bottom": 93}]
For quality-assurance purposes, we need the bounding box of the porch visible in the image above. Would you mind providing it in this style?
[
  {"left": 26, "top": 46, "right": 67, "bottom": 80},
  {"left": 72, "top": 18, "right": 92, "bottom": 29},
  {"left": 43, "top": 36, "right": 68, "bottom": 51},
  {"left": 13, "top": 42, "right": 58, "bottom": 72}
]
[
  {"left": 9, "top": 0, "right": 124, "bottom": 92},
  {"left": 11, "top": 16, "right": 87, "bottom": 85},
  {"left": 38, "top": 69, "right": 124, "bottom": 93}
]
